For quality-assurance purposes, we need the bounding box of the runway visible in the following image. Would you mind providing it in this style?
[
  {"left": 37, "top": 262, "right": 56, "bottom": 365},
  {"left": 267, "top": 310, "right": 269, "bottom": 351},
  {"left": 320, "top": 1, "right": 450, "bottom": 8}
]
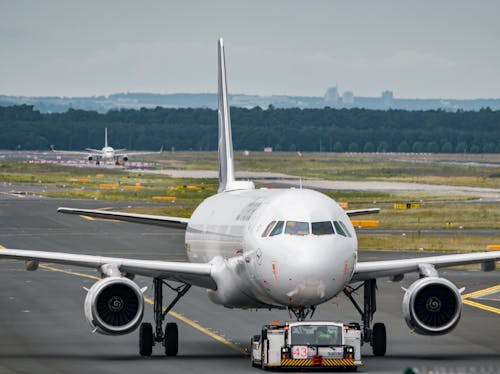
[{"left": 0, "top": 196, "right": 499, "bottom": 373}]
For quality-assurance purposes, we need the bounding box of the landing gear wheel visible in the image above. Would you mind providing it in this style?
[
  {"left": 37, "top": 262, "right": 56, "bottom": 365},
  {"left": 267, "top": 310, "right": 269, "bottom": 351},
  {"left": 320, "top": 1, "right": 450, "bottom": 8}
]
[
  {"left": 164, "top": 322, "right": 178, "bottom": 356},
  {"left": 372, "top": 322, "right": 386, "bottom": 356},
  {"left": 139, "top": 322, "right": 154, "bottom": 356}
]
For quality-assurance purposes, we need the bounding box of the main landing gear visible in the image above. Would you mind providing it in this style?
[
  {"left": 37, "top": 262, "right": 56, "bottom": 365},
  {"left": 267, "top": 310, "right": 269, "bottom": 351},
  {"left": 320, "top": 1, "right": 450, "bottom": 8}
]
[
  {"left": 344, "top": 279, "right": 387, "bottom": 356},
  {"left": 139, "top": 278, "right": 191, "bottom": 356}
]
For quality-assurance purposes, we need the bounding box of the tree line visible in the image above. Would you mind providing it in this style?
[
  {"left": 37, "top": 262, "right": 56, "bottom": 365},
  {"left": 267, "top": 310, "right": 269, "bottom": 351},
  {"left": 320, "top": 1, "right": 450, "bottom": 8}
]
[{"left": 0, "top": 104, "right": 499, "bottom": 153}]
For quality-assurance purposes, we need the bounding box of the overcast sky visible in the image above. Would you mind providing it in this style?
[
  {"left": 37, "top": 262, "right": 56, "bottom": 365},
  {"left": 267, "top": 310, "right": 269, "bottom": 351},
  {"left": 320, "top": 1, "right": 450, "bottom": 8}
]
[{"left": 1, "top": 0, "right": 499, "bottom": 99}]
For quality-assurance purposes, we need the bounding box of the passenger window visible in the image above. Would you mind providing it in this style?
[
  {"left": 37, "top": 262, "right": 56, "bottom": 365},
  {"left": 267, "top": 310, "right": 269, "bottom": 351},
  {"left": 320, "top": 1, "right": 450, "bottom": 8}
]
[
  {"left": 333, "top": 221, "right": 347, "bottom": 237},
  {"left": 338, "top": 221, "right": 352, "bottom": 237},
  {"left": 269, "top": 221, "right": 284, "bottom": 236},
  {"left": 262, "top": 221, "right": 276, "bottom": 237},
  {"left": 285, "top": 221, "right": 310, "bottom": 236},
  {"left": 312, "top": 221, "right": 335, "bottom": 235}
]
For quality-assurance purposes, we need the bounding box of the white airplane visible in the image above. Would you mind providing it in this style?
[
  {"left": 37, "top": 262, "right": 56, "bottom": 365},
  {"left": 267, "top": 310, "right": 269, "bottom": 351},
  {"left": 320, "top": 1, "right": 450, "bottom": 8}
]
[
  {"left": 1, "top": 39, "right": 499, "bottom": 358},
  {"left": 52, "top": 127, "right": 163, "bottom": 165}
]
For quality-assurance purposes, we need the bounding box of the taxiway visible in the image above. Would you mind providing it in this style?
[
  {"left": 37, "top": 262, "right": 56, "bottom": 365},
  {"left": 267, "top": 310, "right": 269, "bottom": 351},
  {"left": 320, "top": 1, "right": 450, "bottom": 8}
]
[{"left": 0, "top": 196, "right": 498, "bottom": 373}]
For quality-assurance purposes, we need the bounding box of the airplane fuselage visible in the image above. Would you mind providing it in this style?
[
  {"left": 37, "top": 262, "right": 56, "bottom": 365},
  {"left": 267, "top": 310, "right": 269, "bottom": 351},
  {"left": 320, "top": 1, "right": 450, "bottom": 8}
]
[
  {"left": 101, "top": 146, "right": 115, "bottom": 161},
  {"left": 186, "top": 188, "right": 357, "bottom": 309}
]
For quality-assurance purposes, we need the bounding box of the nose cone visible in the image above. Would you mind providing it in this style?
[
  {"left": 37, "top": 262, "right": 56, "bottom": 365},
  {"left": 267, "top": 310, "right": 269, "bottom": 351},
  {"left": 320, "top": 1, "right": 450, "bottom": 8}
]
[{"left": 260, "top": 236, "right": 356, "bottom": 306}]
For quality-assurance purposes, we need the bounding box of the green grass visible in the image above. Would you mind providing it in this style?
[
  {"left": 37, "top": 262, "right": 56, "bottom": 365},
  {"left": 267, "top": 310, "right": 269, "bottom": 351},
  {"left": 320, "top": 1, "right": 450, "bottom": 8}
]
[
  {"left": 358, "top": 234, "right": 499, "bottom": 252},
  {"left": 147, "top": 151, "right": 500, "bottom": 188}
]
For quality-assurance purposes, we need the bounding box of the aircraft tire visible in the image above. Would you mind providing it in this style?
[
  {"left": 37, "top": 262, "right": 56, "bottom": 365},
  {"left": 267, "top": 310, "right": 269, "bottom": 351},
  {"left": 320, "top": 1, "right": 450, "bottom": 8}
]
[
  {"left": 139, "top": 322, "right": 153, "bottom": 356},
  {"left": 164, "top": 322, "right": 178, "bottom": 356},
  {"left": 372, "top": 322, "right": 386, "bottom": 356}
]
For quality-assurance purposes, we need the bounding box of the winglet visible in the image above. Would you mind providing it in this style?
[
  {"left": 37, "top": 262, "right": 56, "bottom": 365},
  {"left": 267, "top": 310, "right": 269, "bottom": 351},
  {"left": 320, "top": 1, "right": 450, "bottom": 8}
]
[{"left": 217, "top": 38, "right": 254, "bottom": 192}]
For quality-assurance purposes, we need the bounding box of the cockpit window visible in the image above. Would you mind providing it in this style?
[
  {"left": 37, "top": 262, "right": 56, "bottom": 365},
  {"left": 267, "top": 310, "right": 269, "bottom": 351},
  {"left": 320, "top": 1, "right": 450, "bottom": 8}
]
[
  {"left": 285, "top": 221, "right": 310, "bottom": 236},
  {"left": 333, "top": 221, "right": 347, "bottom": 237},
  {"left": 262, "top": 221, "right": 276, "bottom": 237},
  {"left": 269, "top": 221, "right": 284, "bottom": 236},
  {"left": 312, "top": 221, "right": 335, "bottom": 235},
  {"left": 338, "top": 221, "right": 352, "bottom": 237}
]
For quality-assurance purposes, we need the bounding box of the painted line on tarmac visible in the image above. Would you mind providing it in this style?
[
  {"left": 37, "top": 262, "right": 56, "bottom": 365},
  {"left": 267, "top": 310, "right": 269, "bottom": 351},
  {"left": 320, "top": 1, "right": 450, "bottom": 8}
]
[
  {"left": 462, "top": 299, "right": 500, "bottom": 315},
  {"left": 39, "top": 264, "right": 247, "bottom": 355},
  {"left": 80, "top": 215, "right": 96, "bottom": 221},
  {"left": 78, "top": 215, "right": 119, "bottom": 222},
  {"left": 461, "top": 284, "right": 500, "bottom": 300},
  {"left": 462, "top": 284, "right": 500, "bottom": 315},
  {"left": 0, "top": 192, "right": 26, "bottom": 198}
]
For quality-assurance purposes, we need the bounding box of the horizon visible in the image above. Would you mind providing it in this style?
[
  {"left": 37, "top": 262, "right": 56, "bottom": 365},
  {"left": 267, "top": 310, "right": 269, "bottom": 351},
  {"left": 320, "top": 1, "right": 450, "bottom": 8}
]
[{"left": 3, "top": 91, "right": 500, "bottom": 102}]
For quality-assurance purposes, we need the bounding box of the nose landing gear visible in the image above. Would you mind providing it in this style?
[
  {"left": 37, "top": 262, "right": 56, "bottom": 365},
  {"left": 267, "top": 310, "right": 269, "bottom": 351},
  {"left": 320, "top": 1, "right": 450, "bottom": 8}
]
[
  {"left": 288, "top": 305, "right": 316, "bottom": 321},
  {"left": 139, "top": 278, "right": 191, "bottom": 356},
  {"left": 344, "top": 279, "right": 386, "bottom": 356}
]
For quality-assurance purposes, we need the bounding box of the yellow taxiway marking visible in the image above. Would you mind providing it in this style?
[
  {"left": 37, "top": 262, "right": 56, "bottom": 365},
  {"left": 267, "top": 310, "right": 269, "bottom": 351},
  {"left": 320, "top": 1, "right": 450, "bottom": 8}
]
[
  {"left": 39, "top": 264, "right": 247, "bottom": 355},
  {"left": 462, "top": 299, "right": 500, "bottom": 315},
  {"left": 80, "top": 215, "right": 96, "bottom": 221},
  {"left": 79, "top": 207, "right": 119, "bottom": 222},
  {"left": 461, "top": 284, "right": 500, "bottom": 300},
  {"left": 461, "top": 284, "right": 500, "bottom": 315},
  {"left": 79, "top": 215, "right": 119, "bottom": 222},
  {"left": 0, "top": 192, "right": 26, "bottom": 198}
]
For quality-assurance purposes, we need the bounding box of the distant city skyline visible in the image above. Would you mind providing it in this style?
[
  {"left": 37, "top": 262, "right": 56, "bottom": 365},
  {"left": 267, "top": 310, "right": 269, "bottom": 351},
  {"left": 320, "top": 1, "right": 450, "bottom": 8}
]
[{"left": 1, "top": 0, "right": 499, "bottom": 99}]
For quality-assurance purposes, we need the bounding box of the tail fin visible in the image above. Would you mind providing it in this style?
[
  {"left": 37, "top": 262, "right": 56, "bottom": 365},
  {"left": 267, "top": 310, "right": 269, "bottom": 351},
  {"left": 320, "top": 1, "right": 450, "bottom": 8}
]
[
  {"left": 104, "top": 128, "right": 108, "bottom": 148},
  {"left": 217, "top": 38, "right": 254, "bottom": 192}
]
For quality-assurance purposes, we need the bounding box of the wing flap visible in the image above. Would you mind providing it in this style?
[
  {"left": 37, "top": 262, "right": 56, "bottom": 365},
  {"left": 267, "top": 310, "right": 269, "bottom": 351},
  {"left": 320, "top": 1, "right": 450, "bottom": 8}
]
[
  {"left": 58, "top": 207, "right": 189, "bottom": 229},
  {"left": 352, "top": 251, "right": 500, "bottom": 282},
  {"left": 0, "top": 248, "right": 215, "bottom": 289}
]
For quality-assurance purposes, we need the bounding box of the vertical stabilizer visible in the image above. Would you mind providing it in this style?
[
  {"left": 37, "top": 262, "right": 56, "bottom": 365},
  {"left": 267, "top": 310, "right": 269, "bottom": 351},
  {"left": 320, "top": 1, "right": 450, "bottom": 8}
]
[
  {"left": 217, "top": 38, "right": 254, "bottom": 192},
  {"left": 104, "top": 128, "right": 108, "bottom": 148}
]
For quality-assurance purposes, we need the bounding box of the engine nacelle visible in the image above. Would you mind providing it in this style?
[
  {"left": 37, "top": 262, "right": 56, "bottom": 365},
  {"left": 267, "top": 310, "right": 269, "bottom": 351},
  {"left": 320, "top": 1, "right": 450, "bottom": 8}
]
[
  {"left": 122, "top": 155, "right": 128, "bottom": 162},
  {"left": 87, "top": 155, "right": 93, "bottom": 161},
  {"left": 402, "top": 277, "right": 462, "bottom": 335},
  {"left": 84, "top": 277, "right": 144, "bottom": 335}
]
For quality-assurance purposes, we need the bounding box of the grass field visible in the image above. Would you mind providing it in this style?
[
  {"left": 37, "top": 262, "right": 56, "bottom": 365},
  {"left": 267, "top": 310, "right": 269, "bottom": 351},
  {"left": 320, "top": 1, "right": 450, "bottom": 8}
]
[
  {"left": 146, "top": 151, "right": 500, "bottom": 188},
  {"left": 358, "top": 234, "right": 498, "bottom": 252}
]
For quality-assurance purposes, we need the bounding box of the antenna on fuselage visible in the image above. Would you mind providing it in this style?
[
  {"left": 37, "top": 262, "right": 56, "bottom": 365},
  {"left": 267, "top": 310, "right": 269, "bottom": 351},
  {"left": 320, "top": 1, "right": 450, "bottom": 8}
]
[{"left": 217, "top": 38, "right": 254, "bottom": 193}]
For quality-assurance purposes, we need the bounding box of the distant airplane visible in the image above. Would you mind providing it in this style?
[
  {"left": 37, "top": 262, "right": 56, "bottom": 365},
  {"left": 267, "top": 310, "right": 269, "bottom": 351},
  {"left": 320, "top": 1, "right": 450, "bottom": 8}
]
[
  {"left": 1, "top": 39, "right": 499, "bottom": 360},
  {"left": 52, "top": 128, "right": 163, "bottom": 165}
]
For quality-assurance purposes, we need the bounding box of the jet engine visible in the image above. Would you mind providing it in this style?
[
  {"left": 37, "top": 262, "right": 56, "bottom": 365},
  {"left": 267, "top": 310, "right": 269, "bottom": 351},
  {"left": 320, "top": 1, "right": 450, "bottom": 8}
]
[
  {"left": 84, "top": 277, "right": 144, "bottom": 335},
  {"left": 402, "top": 277, "right": 462, "bottom": 335},
  {"left": 87, "top": 155, "right": 93, "bottom": 161},
  {"left": 122, "top": 155, "right": 128, "bottom": 162}
]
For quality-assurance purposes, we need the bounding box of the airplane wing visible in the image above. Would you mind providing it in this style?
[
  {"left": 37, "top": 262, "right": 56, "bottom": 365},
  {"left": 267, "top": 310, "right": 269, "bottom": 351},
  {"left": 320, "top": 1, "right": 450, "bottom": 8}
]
[
  {"left": 57, "top": 207, "right": 189, "bottom": 229},
  {"left": 0, "top": 248, "right": 215, "bottom": 289},
  {"left": 351, "top": 251, "right": 500, "bottom": 282},
  {"left": 85, "top": 148, "right": 103, "bottom": 154},
  {"left": 116, "top": 147, "right": 164, "bottom": 157},
  {"left": 50, "top": 148, "right": 87, "bottom": 155},
  {"left": 346, "top": 208, "right": 380, "bottom": 217}
]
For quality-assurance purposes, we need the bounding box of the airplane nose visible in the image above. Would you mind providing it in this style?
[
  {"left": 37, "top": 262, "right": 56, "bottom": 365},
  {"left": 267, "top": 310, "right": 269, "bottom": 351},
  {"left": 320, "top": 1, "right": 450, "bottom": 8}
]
[{"left": 261, "top": 237, "right": 354, "bottom": 306}]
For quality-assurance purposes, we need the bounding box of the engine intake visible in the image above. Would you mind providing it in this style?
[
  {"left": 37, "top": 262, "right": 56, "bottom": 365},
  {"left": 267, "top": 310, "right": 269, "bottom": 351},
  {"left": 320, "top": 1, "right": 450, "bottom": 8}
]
[
  {"left": 84, "top": 277, "right": 144, "bottom": 335},
  {"left": 402, "top": 277, "right": 462, "bottom": 335}
]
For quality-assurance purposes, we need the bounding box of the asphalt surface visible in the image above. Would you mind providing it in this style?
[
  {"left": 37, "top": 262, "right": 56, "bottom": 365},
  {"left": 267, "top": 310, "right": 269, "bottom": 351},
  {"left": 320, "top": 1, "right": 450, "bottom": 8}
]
[{"left": 0, "top": 196, "right": 499, "bottom": 374}]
